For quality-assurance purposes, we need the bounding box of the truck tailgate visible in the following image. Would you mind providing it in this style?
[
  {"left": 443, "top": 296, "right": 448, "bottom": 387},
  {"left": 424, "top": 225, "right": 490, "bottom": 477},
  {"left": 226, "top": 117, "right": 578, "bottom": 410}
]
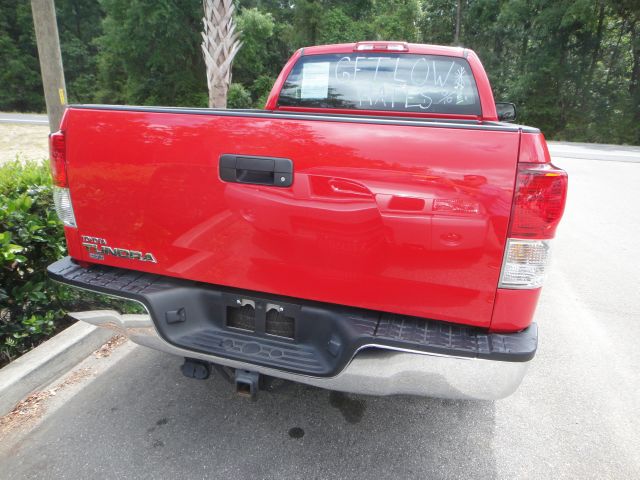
[{"left": 63, "top": 107, "right": 520, "bottom": 328}]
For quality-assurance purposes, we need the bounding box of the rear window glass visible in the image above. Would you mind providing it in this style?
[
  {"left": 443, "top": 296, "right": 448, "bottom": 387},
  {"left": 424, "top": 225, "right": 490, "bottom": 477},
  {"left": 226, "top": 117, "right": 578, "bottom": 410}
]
[{"left": 278, "top": 53, "right": 481, "bottom": 115}]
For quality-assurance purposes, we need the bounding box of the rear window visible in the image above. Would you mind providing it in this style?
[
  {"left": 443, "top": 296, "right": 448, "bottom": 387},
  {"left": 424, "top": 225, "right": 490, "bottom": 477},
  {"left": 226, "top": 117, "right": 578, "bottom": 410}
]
[{"left": 278, "top": 53, "right": 481, "bottom": 115}]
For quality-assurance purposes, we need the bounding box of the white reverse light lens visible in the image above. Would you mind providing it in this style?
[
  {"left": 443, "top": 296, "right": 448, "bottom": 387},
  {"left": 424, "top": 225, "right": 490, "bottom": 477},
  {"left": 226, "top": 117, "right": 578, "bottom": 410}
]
[
  {"left": 499, "top": 239, "right": 550, "bottom": 289},
  {"left": 53, "top": 186, "right": 77, "bottom": 227}
]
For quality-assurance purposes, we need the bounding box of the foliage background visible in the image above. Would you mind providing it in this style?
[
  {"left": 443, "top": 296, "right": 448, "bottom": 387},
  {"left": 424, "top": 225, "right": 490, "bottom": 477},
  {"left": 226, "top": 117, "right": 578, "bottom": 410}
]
[{"left": 0, "top": 0, "right": 638, "bottom": 144}]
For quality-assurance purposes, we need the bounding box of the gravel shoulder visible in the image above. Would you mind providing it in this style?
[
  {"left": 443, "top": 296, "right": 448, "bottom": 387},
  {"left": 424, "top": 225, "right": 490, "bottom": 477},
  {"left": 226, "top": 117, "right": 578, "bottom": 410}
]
[{"left": 0, "top": 124, "right": 49, "bottom": 165}]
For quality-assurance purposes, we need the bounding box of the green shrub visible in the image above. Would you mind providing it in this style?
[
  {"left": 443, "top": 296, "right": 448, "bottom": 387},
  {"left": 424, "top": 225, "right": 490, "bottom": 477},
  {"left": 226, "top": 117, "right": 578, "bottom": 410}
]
[
  {"left": 0, "top": 160, "right": 65, "bottom": 364},
  {"left": 0, "top": 159, "right": 140, "bottom": 366},
  {"left": 250, "top": 75, "right": 276, "bottom": 108},
  {"left": 227, "top": 83, "right": 252, "bottom": 109}
]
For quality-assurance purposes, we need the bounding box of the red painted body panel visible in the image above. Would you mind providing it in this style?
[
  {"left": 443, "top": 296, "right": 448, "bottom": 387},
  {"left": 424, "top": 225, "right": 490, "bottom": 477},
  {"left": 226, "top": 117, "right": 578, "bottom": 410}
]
[
  {"left": 63, "top": 226, "right": 84, "bottom": 259},
  {"left": 519, "top": 132, "right": 552, "bottom": 164},
  {"left": 63, "top": 108, "right": 521, "bottom": 328},
  {"left": 490, "top": 288, "right": 542, "bottom": 332}
]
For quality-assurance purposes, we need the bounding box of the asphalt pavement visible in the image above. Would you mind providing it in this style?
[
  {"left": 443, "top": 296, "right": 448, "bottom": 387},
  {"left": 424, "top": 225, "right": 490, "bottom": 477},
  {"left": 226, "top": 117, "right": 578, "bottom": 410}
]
[
  {"left": 0, "top": 113, "right": 49, "bottom": 125},
  {"left": 1, "top": 144, "right": 639, "bottom": 479},
  {"left": 548, "top": 141, "right": 640, "bottom": 163}
]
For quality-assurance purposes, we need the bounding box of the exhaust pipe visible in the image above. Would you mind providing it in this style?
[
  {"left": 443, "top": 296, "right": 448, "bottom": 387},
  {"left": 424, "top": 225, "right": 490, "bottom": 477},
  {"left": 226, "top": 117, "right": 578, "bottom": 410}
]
[{"left": 235, "top": 369, "right": 260, "bottom": 399}]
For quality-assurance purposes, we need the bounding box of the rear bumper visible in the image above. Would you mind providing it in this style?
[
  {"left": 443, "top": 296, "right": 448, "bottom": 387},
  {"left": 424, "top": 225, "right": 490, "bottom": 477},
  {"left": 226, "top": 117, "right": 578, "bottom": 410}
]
[
  {"left": 70, "top": 310, "right": 530, "bottom": 400},
  {"left": 49, "top": 257, "right": 536, "bottom": 399}
]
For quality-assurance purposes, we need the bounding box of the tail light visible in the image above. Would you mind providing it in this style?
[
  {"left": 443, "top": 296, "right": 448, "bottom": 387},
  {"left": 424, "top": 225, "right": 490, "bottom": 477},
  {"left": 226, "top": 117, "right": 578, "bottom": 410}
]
[
  {"left": 499, "top": 163, "right": 567, "bottom": 289},
  {"left": 49, "top": 130, "right": 77, "bottom": 228},
  {"left": 509, "top": 164, "right": 568, "bottom": 239},
  {"left": 49, "top": 131, "right": 67, "bottom": 187}
]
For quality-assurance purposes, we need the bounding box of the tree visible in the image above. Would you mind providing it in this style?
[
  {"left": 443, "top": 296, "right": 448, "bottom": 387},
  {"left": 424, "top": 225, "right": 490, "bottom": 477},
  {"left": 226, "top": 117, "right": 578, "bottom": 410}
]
[
  {"left": 0, "top": 1, "right": 43, "bottom": 112},
  {"left": 370, "top": 0, "right": 421, "bottom": 42},
  {"left": 0, "top": 0, "right": 104, "bottom": 112},
  {"left": 419, "top": 0, "right": 457, "bottom": 44},
  {"left": 56, "top": 0, "right": 104, "bottom": 104},
  {"left": 451, "top": 0, "right": 639, "bottom": 143},
  {"left": 202, "top": 0, "right": 242, "bottom": 108},
  {"left": 96, "top": 0, "right": 206, "bottom": 106},
  {"left": 232, "top": 8, "right": 274, "bottom": 86},
  {"left": 317, "top": 7, "right": 367, "bottom": 44}
]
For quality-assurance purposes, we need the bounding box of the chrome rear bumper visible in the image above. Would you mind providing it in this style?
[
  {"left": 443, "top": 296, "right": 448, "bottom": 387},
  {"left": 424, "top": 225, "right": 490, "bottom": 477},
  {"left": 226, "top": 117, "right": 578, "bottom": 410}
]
[{"left": 71, "top": 310, "right": 530, "bottom": 400}]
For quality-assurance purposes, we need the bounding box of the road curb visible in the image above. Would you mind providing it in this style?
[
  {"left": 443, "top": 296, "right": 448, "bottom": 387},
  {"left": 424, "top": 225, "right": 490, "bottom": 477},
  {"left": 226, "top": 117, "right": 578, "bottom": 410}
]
[{"left": 0, "top": 321, "right": 114, "bottom": 416}]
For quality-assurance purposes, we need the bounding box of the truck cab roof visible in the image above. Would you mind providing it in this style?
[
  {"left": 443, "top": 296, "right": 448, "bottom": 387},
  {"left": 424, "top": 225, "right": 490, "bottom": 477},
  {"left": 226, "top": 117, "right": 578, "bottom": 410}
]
[{"left": 265, "top": 42, "right": 496, "bottom": 120}]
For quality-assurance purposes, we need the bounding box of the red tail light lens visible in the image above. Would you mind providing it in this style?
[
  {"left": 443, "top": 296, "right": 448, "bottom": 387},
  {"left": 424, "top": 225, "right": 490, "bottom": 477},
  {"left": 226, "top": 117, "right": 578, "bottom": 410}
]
[
  {"left": 49, "top": 131, "right": 67, "bottom": 187},
  {"left": 509, "top": 163, "right": 568, "bottom": 239}
]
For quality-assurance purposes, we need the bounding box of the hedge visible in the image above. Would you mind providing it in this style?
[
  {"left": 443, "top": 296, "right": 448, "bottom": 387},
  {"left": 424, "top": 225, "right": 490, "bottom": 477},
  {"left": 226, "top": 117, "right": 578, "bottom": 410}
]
[
  {"left": 0, "top": 159, "right": 140, "bottom": 366},
  {"left": 0, "top": 159, "right": 64, "bottom": 365}
]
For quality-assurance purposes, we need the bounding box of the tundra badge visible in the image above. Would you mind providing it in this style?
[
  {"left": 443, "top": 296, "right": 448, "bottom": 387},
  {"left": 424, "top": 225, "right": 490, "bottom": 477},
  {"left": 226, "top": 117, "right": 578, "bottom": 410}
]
[{"left": 81, "top": 235, "right": 157, "bottom": 263}]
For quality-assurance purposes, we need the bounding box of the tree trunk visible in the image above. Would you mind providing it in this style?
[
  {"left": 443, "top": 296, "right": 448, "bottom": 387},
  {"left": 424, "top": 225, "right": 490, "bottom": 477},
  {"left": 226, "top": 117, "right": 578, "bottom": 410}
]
[
  {"left": 201, "top": 0, "right": 242, "bottom": 108},
  {"left": 454, "top": 0, "right": 462, "bottom": 45},
  {"left": 588, "top": 1, "right": 606, "bottom": 79},
  {"left": 630, "top": 21, "right": 640, "bottom": 143}
]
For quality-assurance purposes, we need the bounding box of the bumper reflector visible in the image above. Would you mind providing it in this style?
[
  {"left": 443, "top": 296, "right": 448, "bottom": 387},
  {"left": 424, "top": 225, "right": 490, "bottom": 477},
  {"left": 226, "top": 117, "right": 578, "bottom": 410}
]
[
  {"left": 499, "top": 239, "right": 550, "bottom": 289},
  {"left": 53, "top": 186, "right": 77, "bottom": 227}
]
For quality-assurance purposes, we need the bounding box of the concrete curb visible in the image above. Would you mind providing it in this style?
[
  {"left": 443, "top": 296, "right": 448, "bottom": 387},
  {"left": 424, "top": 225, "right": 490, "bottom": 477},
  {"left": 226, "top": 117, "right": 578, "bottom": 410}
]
[{"left": 0, "top": 321, "right": 114, "bottom": 416}]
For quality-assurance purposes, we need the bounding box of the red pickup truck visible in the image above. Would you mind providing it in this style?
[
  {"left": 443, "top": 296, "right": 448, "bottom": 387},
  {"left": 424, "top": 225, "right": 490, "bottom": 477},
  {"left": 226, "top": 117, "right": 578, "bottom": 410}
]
[{"left": 47, "top": 42, "right": 567, "bottom": 400}]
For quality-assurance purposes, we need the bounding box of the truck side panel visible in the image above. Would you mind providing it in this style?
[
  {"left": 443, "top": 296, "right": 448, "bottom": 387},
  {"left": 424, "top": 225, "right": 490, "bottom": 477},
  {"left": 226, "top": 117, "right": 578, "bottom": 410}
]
[{"left": 64, "top": 108, "right": 520, "bottom": 328}]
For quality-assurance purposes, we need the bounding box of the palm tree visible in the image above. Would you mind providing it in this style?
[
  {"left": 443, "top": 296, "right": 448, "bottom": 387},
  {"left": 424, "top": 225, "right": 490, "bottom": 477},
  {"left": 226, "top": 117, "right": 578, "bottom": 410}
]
[{"left": 201, "top": 0, "right": 242, "bottom": 108}]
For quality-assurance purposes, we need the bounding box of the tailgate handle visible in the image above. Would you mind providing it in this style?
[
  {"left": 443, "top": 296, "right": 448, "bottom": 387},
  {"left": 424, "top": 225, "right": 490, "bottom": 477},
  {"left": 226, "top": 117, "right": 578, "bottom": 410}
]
[{"left": 219, "top": 154, "right": 293, "bottom": 187}]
